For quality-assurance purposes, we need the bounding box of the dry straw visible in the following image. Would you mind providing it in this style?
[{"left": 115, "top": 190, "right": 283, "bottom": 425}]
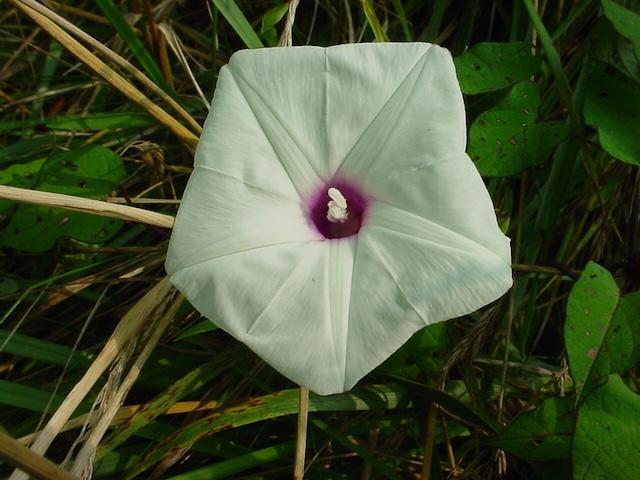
[
  {"left": 8, "top": 278, "right": 175, "bottom": 480},
  {"left": 0, "top": 185, "right": 175, "bottom": 229},
  {"left": 9, "top": 0, "right": 200, "bottom": 148}
]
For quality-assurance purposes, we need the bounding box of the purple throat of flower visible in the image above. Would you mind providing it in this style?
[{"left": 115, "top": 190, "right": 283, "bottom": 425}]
[{"left": 308, "top": 179, "right": 368, "bottom": 239}]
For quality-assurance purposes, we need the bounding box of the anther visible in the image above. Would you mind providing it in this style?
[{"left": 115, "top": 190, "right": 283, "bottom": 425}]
[{"left": 327, "top": 187, "right": 348, "bottom": 223}]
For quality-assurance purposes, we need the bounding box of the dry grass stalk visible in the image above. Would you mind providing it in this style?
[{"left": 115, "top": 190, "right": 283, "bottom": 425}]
[
  {"left": 0, "top": 185, "right": 175, "bottom": 229},
  {"left": 8, "top": 278, "right": 175, "bottom": 480},
  {"left": 0, "top": 431, "right": 79, "bottom": 480},
  {"left": 157, "top": 22, "right": 209, "bottom": 110},
  {"left": 10, "top": 0, "right": 199, "bottom": 148},
  {"left": 278, "top": 0, "right": 300, "bottom": 47},
  {"left": 18, "top": 0, "right": 202, "bottom": 135},
  {"left": 18, "top": 400, "right": 220, "bottom": 445},
  {"left": 70, "top": 293, "right": 184, "bottom": 477}
]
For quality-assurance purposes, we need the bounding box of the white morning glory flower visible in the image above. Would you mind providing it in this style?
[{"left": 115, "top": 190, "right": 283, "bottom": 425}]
[{"left": 165, "top": 43, "right": 512, "bottom": 395}]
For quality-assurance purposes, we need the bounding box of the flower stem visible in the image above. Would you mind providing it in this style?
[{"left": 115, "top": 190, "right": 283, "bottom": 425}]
[
  {"left": 294, "top": 386, "right": 310, "bottom": 479},
  {"left": 420, "top": 401, "right": 439, "bottom": 480}
]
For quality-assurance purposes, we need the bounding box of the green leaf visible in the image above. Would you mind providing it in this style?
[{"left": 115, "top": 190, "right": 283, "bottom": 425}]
[
  {"left": 614, "top": 291, "right": 640, "bottom": 370},
  {"left": 165, "top": 441, "right": 296, "bottom": 480},
  {"left": 0, "top": 276, "right": 19, "bottom": 296},
  {"left": 95, "top": 0, "right": 171, "bottom": 92},
  {"left": 564, "top": 262, "right": 640, "bottom": 400},
  {"left": 0, "top": 135, "right": 57, "bottom": 165},
  {"left": 47, "top": 112, "right": 155, "bottom": 131},
  {"left": 260, "top": 3, "right": 289, "bottom": 47},
  {"left": 387, "top": 375, "right": 496, "bottom": 433},
  {"left": 602, "top": 0, "right": 640, "bottom": 59},
  {"left": 469, "top": 82, "right": 569, "bottom": 176},
  {"left": 583, "top": 63, "right": 640, "bottom": 165},
  {"left": 174, "top": 319, "right": 217, "bottom": 341},
  {"left": 96, "top": 355, "right": 232, "bottom": 459},
  {"left": 572, "top": 375, "right": 640, "bottom": 480},
  {"left": 361, "top": 0, "right": 389, "bottom": 42},
  {"left": 124, "top": 384, "right": 410, "bottom": 479},
  {"left": 0, "top": 379, "right": 64, "bottom": 413},
  {"left": 0, "top": 145, "right": 126, "bottom": 252},
  {"left": 31, "top": 41, "right": 63, "bottom": 117},
  {"left": 0, "top": 158, "right": 45, "bottom": 212},
  {"left": 454, "top": 42, "right": 541, "bottom": 94},
  {"left": 0, "top": 329, "right": 94, "bottom": 369},
  {"left": 212, "top": 0, "right": 264, "bottom": 49},
  {"left": 406, "top": 322, "right": 449, "bottom": 377},
  {"left": 489, "top": 397, "right": 574, "bottom": 461}
]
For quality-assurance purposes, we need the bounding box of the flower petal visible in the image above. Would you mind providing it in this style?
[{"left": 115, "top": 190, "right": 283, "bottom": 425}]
[
  {"left": 364, "top": 153, "right": 511, "bottom": 264},
  {"left": 194, "top": 65, "right": 307, "bottom": 196},
  {"left": 226, "top": 47, "right": 329, "bottom": 193},
  {"left": 169, "top": 240, "right": 357, "bottom": 395},
  {"left": 336, "top": 43, "right": 466, "bottom": 179},
  {"left": 165, "top": 166, "right": 316, "bottom": 275},
  {"left": 343, "top": 203, "right": 512, "bottom": 390}
]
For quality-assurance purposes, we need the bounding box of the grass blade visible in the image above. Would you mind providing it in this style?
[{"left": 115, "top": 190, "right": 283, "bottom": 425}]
[
  {"left": 95, "top": 0, "right": 170, "bottom": 92},
  {"left": 8, "top": 278, "right": 175, "bottom": 480},
  {"left": 211, "top": 0, "right": 263, "bottom": 49},
  {"left": 361, "top": 0, "right": 389, "bottom": 42},
  {"left": 11, "top": 0, "right": 199, "bottom": 147}
]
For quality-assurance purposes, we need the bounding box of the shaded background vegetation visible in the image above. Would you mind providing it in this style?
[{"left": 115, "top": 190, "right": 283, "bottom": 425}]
[{"left": 1, "top": 0, "right": 639, "bottom": 479}]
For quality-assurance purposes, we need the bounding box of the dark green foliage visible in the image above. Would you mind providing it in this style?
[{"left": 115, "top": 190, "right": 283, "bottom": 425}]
[
  {"left": 454, "top": 42, "right": 541, "bottom": 94},
  {"left": 1, "top": 1, "right": 639, "bottom": 479},
  {"left": 469, "top": 81, "right": 569, "bottom": 176},
  {"left": 572, "top": 375, "right": 640, "bottom": 480},
  {"left": 0, "top": 146, "right": 125, "bottom": 251}
]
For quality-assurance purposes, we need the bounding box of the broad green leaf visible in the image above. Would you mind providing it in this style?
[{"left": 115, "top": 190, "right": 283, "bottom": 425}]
[
  {"left": 564, "top": 262, "right": 640, "bottom": 399},
  {"left": 212, "top": 0, "right": 264, "bottom": 49},
  {"left": 124, "top": 384, "right": 410, "bottom": 478},
  {"left": 489, "top": 397, "right": 574, "bottom": 461},
  {"left": 260, "top": 3, "right": 289, "bottom": 47},
  {"left": 95, "top": 0, "right": 171, "bottom": 92},
  {"left": 469, "top": 82, "right": 569, "bottom": 176},
  {"left": 602, "top": 0, "right": 640, "bottom": 58},
  {"left": 0, "top": 135, "right": 57, "bottom": 165},
  {"left": 0, "top": 157, "right": 45, "bottom": 212},
  {"left": 48, "top": 112, "right": 155, "bottom": 131},
  {"left": 406, "top": 322, "right": 449, "bottom": 378},
  {"left": 566, "top": 262, "right": 618, "bottom": 398},
  {"left": 0, "top": 145, "right": 126, "bottom": 252},
  {"left": 572, "top": 375, "right": 640, "bottom": 480},
  {"left": 584, "top": 63, "right": 640, "bottom": 165},
  {"left": 455, "top": 42, "right": 541, "bottom": 94},
  {"left": 614, "top": 291, "right": 640, "bottom": 369}
]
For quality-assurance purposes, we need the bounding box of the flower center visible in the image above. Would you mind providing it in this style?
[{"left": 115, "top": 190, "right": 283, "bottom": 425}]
[{"left": 309, "top": 180, "right": 367, "bottom": 239}]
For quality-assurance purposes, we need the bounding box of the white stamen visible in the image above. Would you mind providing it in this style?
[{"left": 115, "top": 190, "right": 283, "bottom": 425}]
[{"left": 327, "top": 187, "right": 348, "bottom": 223}]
